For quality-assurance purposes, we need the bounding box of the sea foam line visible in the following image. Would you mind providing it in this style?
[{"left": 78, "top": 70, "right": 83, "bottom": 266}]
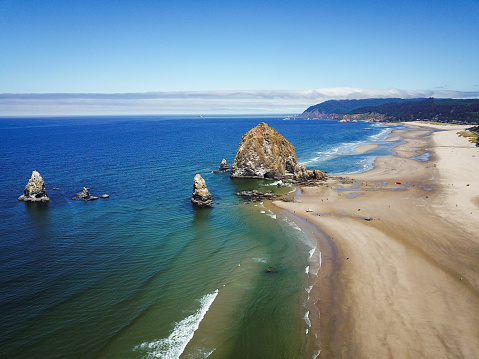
[
  {"left": 134, "top": 289, "right": 219, "bottom": 359},
  {"left": 304, "top": 310, "right": 311, "bottom": 328}
]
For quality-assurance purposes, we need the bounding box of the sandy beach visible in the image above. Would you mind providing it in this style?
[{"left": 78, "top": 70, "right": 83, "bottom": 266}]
[{"left": 273, "top": 123, "right": 479, "bottom": 358}]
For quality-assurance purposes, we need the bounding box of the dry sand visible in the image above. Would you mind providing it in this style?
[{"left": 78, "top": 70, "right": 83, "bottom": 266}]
[{"left": 273, "top": 123, "right": 479, "bottom": 358}]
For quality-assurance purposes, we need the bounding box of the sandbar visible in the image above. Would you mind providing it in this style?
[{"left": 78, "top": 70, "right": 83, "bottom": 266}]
[
  {"left": 354, "top": 144, "right": 378, "bottom": 153},
  {"left": 273, "top": 122, "right": 479, "bottom": 358},
  {"left": 385, "top": 135, "right": 401, "bottom": 141}
]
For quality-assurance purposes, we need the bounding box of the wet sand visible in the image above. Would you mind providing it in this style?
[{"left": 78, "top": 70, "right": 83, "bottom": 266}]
[
  {"left": 385, "top": 135, "right": 401, "bottom": 141},
  {"left": 273, "top": 123, "right": 479, "bottom": 358}
]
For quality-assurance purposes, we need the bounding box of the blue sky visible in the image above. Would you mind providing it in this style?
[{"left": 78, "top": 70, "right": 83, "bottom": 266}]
[{"left": 1, "top": 0, "right": 478, "bottom": 115}]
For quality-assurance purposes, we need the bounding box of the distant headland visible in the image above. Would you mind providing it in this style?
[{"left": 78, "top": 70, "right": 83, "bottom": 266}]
[{"left": 299, "top": 97, "right": 479, "bottom": 126}]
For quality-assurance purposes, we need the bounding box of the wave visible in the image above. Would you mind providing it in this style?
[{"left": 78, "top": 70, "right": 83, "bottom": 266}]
[
  {"left": 299, "top": 124, "right": 397, "bottom": 171},
  {"left": 134, "top": 289, "right": 219, "bottom": 359},
  {"left": 303, "top": 310, "right": 311, "bottom": 328},
  {"left": 368, "top": 126, "right": 394, "bottom": 141},
  {"left": 281, "top": 217, "right": 304, "bottom": 232},
  {"left": 261, "top": 179, "right": 291, "bottom": 187}
]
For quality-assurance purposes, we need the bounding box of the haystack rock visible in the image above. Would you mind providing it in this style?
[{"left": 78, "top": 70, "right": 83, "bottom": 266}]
[
  {"left": 18, "top": 170, "right": 50, "bottom": 202},
  {"left": 218, "top": 159, "right": 230, "bottom": 171},
  {"left": 191, "top": 174, "right": 213, "bottom": 207},
  {"left": 230, "top": 122, "right": 300, "bottom": 179}
]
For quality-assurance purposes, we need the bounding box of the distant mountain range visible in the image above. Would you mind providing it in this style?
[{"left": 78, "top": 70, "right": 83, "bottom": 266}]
[{"left": 300, "top": 98, "right": 479, "bottom": 124}]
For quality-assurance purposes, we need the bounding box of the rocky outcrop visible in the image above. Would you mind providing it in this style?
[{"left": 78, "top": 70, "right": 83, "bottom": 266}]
[
  {"left": 72, "top": 187, "right": 108, "bottom": 201},
  {"left": 293, "top": 166, "right": 326, "bottom": 184},
  {"left": 191, "top": 174, "right": 213, "bottom": 207},
  {"left": 74, "top": 187, "right": 90, "bottom": 200},
  {"left": 218, "top": 159, "right": 230, "bottom": 171},
  {"left": 230, "top": 123, "right": 300, "bottom": 179},
  {"left": 235, "top": 189, "right": 276, "bottom": 201},
  {"left": 18, "top": 170, "right": 50, "bottom": 202}
]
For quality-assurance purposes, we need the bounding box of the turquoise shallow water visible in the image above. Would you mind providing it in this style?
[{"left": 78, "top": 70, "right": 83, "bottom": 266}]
[{"left": 0, "top": 116, "right": 401, "bottom": 358}]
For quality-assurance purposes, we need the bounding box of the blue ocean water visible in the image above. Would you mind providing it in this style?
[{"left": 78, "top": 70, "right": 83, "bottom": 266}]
[{"left": 0, "top": 116, "right": 401, "bottom": 358}]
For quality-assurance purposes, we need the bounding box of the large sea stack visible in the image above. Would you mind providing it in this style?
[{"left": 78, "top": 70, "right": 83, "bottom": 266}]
[
  {"left": 18, "top": 170, "right": 50, "bottom": 202},
  {"left": 230, "top": 122, "right": 300, "bottom": 179},
  {"left": 191, "top": 174, "right": 213, "bottom": 207}
]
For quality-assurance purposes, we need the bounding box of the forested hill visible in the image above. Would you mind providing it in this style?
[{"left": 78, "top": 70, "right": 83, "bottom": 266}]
[
  {"left": 301, "top": 98, "right": 424, "bottom": 117},
  {"left": 349, "top": 98, "right": 479, "bottom": 123},
  {"left": 301, "top": 98, "right": 479, "bottom": 124}
]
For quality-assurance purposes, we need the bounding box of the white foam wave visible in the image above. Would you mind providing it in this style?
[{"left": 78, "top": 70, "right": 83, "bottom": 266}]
[
  {"left": 262, "top": 179, "right": 286, "bottom": 186},
  {"left": 204, "top": 348, "right": 216, "bottom": 358},
  {"left": 309, "top": 247, "right": 316, "bottom": 258},
  {"left": 282, "top": 217, "right": 303, "bottom": 231},
  {"left": 266, "top": 213, "right": 276, "bottom": 219},
  {"left": 368, "top": 127, "right": 393, "bottom": 141},
  {"left": 253, "top": 257, "right": 268, "bottom": 263},
  {"left": 260, "top": 210, "right": 265, "bottom": 214},
  {"left": 301, "top": 125, "right": 395, "bottom": 169},
  {"left": 319, "top": 251, "right": 322, "bottom": 269},
  {"left": 305, "top": 285, "right": 313, "bottom": 294},
  {"left": 304, "top": 311, "right": 311, "bottom": 328},
  {"left": 134, "top": 290, "right": 219, "bottom": 359},
  {"left": 305, "top": 265, "right": 310, "bottom": 274}
]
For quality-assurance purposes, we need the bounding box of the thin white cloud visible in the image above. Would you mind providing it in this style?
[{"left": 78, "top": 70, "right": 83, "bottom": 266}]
[{"left": 1, "top": 88, "right": 478, "bottom": 116}]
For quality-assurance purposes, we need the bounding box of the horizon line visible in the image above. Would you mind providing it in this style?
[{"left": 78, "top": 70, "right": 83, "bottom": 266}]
[{"left": 1, "top": 87, "right": 478, "bottom": 116}]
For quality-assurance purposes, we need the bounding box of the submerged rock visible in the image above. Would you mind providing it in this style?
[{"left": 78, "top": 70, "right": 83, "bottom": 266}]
[
  {"left": 18, "top": 170, "right": 50, "bottom": 202},
  {"left": 230, "top": 122, "right": 300, "bottom": 179},
  {"left": 191, "top": 174, "right": 213, "bottom": 207}
]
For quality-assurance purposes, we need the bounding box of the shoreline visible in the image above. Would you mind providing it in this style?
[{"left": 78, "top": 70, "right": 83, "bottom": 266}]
[
  {"left": 282, "top": 211, "right": 339, "bottom": 359},
  {"left": 273, "top": 122, "right": 479, "bottom": 358}
]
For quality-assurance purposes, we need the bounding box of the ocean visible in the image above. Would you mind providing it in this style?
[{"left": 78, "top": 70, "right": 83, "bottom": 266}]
[{"left": 0, "top": 116, "right": 401, "bottom": 358}]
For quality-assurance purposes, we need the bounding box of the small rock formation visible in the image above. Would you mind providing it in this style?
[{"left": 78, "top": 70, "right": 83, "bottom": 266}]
[
  {"left": 72, "top": 187, "right": 105, "bottom": 201},
  {"left": 74, "top": 187, "right": 90, "bottom": 200},
  {"left": 191, "top": 174, "right": 213, "bottom": 207},
  {"left": 230, "top": 122, "right": 300, "bottom": 179},
  {"left": 235, "top": 189, "right": 276, "bottom": 201},
  {"left": 218, "top": 159, "right": 230, "bottom": 171},
  {"left": 18, "top": 170, "right": 50, "bottom": 202},
  {"left": 293, "top": 166, "right": 326, "bottom": 184}
]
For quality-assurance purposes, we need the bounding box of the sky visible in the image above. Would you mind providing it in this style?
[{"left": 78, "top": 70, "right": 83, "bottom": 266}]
[{"left": 1, "top": 0, "right": 478, "bottom": 115}]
